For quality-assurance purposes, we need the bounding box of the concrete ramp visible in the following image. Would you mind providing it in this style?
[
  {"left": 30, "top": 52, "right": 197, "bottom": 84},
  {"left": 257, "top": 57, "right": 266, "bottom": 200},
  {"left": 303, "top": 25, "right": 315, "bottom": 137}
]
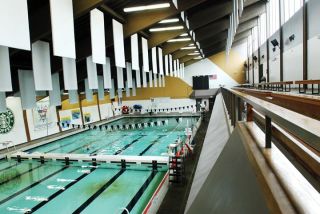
[{"left": 186, "top": 127, "right": 269, "bottom": 214}]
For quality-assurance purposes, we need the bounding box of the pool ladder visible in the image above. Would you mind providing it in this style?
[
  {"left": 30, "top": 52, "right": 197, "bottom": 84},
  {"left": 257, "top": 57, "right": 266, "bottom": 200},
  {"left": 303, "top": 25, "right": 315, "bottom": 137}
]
[{"left": 169, "top": 156, "right": 185, "bottom": 184}]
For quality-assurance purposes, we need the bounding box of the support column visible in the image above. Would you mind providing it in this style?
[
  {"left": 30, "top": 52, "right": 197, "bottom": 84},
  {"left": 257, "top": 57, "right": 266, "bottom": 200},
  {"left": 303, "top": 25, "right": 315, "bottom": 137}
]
[
  {"left": 279, "top": 0, "right": 284, "bottom": 81},
  {"left": 56, "top": 106, "right": 62, "bottom": 132},
  {"left": 78, "top": 93, "right": 85, "bottom": 125},
  {"left": 246, "top": 103, "right": 253, "bottom": 122},
  {"left": 22, "top": 110, "right": 31, "bottom": 142},
  {"left": 96, "top": 94, "right": 102, "bottom": 121},
  {"left": 303, "top": 0, "right": 308, "bottom": 89},
  {"left": 265, "top": 116, "right": 272, "bottom": 148}
]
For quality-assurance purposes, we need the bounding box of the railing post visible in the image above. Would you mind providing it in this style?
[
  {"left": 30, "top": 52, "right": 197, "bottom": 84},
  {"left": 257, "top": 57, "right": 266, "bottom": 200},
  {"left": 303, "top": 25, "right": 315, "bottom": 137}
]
[
  {"left": 246, "top": 103, "right": 253, "bottom": 122},
  {"left": 265, "top": 116, "right": 272, "bottom": 148},
  {"left": 236, "top": 97, "right": 242, "bottom": 121}
]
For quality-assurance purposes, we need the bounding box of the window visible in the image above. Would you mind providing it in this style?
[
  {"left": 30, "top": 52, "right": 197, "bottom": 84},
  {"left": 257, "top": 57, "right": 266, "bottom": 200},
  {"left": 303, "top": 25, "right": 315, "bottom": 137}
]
[
  {"left": 269, "top": 0, "right": 280, "bottom": 36},
  {"left": 259, "top": 13, "right": 267, "bottom": 45},
  {"left": 283, "top": 0, "right": 303, "bottom": 23}
]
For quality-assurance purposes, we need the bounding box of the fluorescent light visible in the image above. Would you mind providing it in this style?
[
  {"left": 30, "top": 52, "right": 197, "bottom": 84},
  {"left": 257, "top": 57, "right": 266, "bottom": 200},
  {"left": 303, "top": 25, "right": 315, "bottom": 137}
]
[
  {"left": 124, "top": 3, "right": 170, "bottom": 13},
  {"left": 188, "top": 53, "right": 200, "bottom": 56},
  {"left": 188, "top": 43, "right": 195, "bottom": 46},
  {"left": 167, "top": 38, "right": 191, "bottom": 42},
  {"left": 193, "top": 56, "right": 202, "bottom": 60},
  {"left": 180, "top": 33, "right": 188, "bottom": 37},
  {"left": 149, "top": 25, "right": 183, "bottom": 32},
  {"left": 159, "top": 18, "right": 179, "bottom": 24},
  {"left": 180, "top": 46, "right": 196, "bottom": 50}
]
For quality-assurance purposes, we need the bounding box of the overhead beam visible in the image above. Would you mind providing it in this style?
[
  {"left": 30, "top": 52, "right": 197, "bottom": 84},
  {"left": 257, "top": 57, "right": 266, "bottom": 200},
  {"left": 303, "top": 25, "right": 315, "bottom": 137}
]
[
  {"left": 124, "top": 0, "right": 208, "bottom": 37},
  {"left": 148, "top": 29, "right": 186, "bottom": 48},
  {"left": 180, "top": 54, "right": 198, "bottom": 63},
  {"left": 189, "top": 1, "right": 232, "bottom": 30},
  {"left": 200, "top": 30, "right": 228, "bottom": 49},
  {"left": 162, "top": 41, "right": 192, "bottom": 55},
  {"left": 195, "top": 18, "right": 229, "bottom": 42},
  {"left": 185, "top": 59, "right": 200, "bottom": 67},
  {"left": 240, "top": 1, "right": 266, "bottom": 23},
  {"left": 173, "top": 49, "right": 195, "bottom": 59}
]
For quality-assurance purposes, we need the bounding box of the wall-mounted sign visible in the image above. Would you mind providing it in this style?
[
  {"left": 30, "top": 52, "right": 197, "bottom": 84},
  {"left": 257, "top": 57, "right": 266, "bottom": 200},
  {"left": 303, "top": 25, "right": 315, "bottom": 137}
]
[{"left": 0, "top": 108, "right": 15, "bottom": 134}]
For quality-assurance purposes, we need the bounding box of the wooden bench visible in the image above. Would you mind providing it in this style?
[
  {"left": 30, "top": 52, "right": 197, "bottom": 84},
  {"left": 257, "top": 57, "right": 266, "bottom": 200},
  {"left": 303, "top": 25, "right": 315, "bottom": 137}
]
[
  {"left": 265, "top": 81, "right": 293, "bottom": 92},
  {"left": 295, "top": 80, "right": 320, "bottom": 95}
]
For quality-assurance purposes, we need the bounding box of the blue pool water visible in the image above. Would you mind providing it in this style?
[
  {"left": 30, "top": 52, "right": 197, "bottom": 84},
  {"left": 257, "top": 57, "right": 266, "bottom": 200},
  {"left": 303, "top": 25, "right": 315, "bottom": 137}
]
[{"left": 27, "top": 117, "right": 199, "bottom": 157}]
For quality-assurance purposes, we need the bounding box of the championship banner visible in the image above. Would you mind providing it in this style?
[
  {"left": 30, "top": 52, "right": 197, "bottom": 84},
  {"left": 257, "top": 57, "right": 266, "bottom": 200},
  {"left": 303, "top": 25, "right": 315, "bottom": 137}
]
[{"left": 32, "top": 98, "right": 56, "bottom": 131}]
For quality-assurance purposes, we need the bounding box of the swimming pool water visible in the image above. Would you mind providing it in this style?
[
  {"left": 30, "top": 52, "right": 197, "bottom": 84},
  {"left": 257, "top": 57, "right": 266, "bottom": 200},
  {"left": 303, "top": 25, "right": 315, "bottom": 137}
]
[
  {"left": 0, "top": 159, "right": 167, "bottom": 214},
  {"left": 27, "top": 117, "right": 199, "bottom": 157}
]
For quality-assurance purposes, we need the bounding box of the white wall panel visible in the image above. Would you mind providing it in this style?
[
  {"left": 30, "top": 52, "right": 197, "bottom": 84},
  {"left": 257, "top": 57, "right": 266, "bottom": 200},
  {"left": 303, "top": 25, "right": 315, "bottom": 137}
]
[
  {"left": 18, "top": 70, "right": 36, "bottom": 109},
  {"left": 135, "top": 69, "right": 141, "bottom": 88},
  {"left": 283, "top": 43, "right": 303, "bottom": 81},
  {"left": 0, "top": 92, "right": 6, "bottom": 113},
  {"left": 86, "top": 56, "right": 98, "bottom": 89},
  {"left": 174, "top": 60, "right": 177, "bottom": 77},
  {"left": 112, "top": 19, "right": 126, "bottom": 68},
  {"left": 169, "top": 55, "right": 173, "bottom": 76},
  {"left": 132, "top": 79, "right": 136, "bottom": 96},
  {"left": 125, "top": 81, "right": 130, "bottom": 97},
  {"left": 152, "top": 47, "right": 158, "bottom": 74},
  {"left": 154, "top": 74, "right": 158, "bottom": 87},
  {"left": 131, "top": 34, "right": 139, "bottom": 70},
  {"left": 98, "top": 76, "right": 105, "bottom": 100},
  {"left": 110, "top": 79, "right": 115, "bottom": 99},
  {"left": 142, "top": 69, "right": 147, "bottom": 88},
  {"left": 62, "top": 57, "right": 78, "bottom": 90},
  {"left": 158, "top": 48, "right": 164, "bottom": 75},
  {"left": 149, "top": 70, "right": 153, "bottom": 87},
  {"left": 90, "top": 9, "right": 106, "bottom": 64},
  {"left": 0, "top": 0, "right": 30, "bottom": 50},
  {"left": 84, "top": 79, "right": 93, "bottom": 101},
  {"left": 126, "top": 62, "right": 133, "bottom": 88},
  {"left": 162, "top": 75, "right": 166, "bottom": 87},
  {"left": 50, "top": 0, "right": 76, "bottom": 58},
  {"left": 68, "top": 90, "right": 78, "bottom": 104},
  {"left": 142, "top": 37, "right": 149, "bottom": 72},
  {"left": 0, "top": 46, "right": 12, "bottom": 91},
  {"left": 103, "top": 57, "right": 112, "bottom": 89},
  {"left": 117, "top": 67, "right": 124, "bottom": 88},
  {"left": 164, "top": 55, "right": 169, "bottom": 76},
  {"left": 32, "top": 41, "right": 53, "bottom": 91},
  {"left": 49, "top": 73, "right": 61, "bottom": 106},
  {"left": 308, "top": 37, "right": 320, "bottom": 80}
]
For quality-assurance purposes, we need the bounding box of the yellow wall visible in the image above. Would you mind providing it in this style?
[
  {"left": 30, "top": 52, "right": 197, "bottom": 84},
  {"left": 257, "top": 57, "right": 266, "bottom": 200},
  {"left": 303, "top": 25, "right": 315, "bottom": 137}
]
[
  {"left": 61, "top": 77, "right": 192, "bottom": 109},
  {"left": 208, "top": 50, "right": 246, "bottom": 84}
]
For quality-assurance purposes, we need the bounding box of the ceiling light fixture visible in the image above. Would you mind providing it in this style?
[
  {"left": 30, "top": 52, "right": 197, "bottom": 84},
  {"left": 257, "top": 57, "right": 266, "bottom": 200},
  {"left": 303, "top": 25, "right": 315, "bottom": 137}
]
[
  {"left": 149, "top": 25, "right": 183, "bottom": 32},
  {"left": 167, "top": 38, "right": 191, "bottom": 42},
  {"left": 188, "top": 53, "right": 200, "bottom": 56},
  {"left": 124, "top": 3, "right": 170, "bottom": 13},
  {"left": 180, "top": 33, "right": 188, "bottom": 37},
  {"left": 180, "top": 46, "right": 196, "bottom": 50},
  {"left": 159, "top": 18, "right": 179, "bottom": 24},
  {"left": 188, "top": 43, "right": 195, "bottom": 46},
  {"left": 193, "top": 56, "right": 202, "bottom": 60}
]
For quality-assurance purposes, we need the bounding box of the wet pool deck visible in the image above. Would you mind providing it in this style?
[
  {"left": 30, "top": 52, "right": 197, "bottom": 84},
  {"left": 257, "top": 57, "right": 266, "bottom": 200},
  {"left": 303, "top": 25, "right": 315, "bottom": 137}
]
[{"left": 157, "top": 111, "right": 211, "bottom": 214}]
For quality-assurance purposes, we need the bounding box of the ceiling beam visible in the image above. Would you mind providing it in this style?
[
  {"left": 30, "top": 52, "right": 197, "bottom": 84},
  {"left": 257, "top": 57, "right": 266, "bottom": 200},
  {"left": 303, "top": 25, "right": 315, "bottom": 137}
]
[
  {"left": 185, "top": 59, "right": 200, "bottom": 67},
  {"left": 195, "top": 18, "right": 229, "bottom": 42},
  {"left": 148, "top": 29, "right": 186, "bottom": 48},
  {"left": 200, "top": 30, "right": 228, "bottom": 49},
  {"left": 162, "top": 41, "right": 192, "bottom": 55},
  {"left": 123, "top": 0, "right": 208, "bottom": 38},
  {"left": 189, "top": 1, "right": 232, "bottom": 30},
  {"left": 173, "top": 49, "right": 195, "bottom": 59},
  {"left": 240, "top": 1, "right": 266, "bottom": 23},
  {"left": 180, "top": 54, "right": 198, "bottom": 63}
]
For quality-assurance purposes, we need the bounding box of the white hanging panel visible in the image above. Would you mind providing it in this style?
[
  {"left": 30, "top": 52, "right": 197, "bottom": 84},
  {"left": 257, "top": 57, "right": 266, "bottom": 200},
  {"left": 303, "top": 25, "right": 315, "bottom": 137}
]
[
  {"left": 125, "top": 81, "right": 130, "bottom": 97},
  {"left": 103, "top": 57, "right": 112, "bottom": 89},
  {"left": 152, "top": 47, "right": 158, "bottom": 74},
  {"left": 86, "top": 56, "right": 98, "bottom": 89},
  {"left": 149, "top": 70, "right": 153, "bottom": 87},
  {"left": 32, "top": 41, "right": 53, "bottom": 91},
  {"left": 126, "top": 62, "right": 133, "bottom": 88},
  {"left": 98, "top": 76, "right": 105, "bottom": 101},
  {"left": 50, "top": 0, "right": 76, "bottom": 58},
  {"left": 90, "top": 9, "right": 106, "bottom": 64},
  {"left": 49, "top": 73, "right": 62, "bottom": 106},
  {"left": 135, "top": 69, "right": 141, "bottom": 88},
  {"left": 109, "top": 79, "right": 115, "bottom": 99},
  {"left": 132, "top": 79, "right": 136, "bottom": 96},
  {"left": 0, "top": 46, "right": 12, "bottom": 91},
  {"left": 154, "top": 74, "right": 158, "bottom": 87},
  {"left": 18, "top": 70, "right": 36, "bottom": 109},
  {"left": 164, "top": 55, "right": 169, "bottom": 76},
  {"left": 142, "top": 37, "right": 149, "bottom": 72},
  {"left": 117, "top": 67, "right": 124, "bottom": 88},
  {"left": 68, "top": 90, "right": 78, "bottom": 104},
  {"left": 0, "top": 0, "right": 30, "bottom": 50},
  {"left": 62, "top": 57, "right": 78, "bottom": 90},
  {"left": 131, "top": 34, "right": 140, "bottom": 70},
  {"left": 158, "top": 48, "right": 164, "bottom": 75},
  {"left": 142, "top": 69, "right": 147, "bottom": 88},
  {"left": 84, "top": 79, "right": 93, "bottom": 102},
  {"left": 112, "top": 19, "right": 126, "bottom": 68},
  {"left": 169, "top": 55, "right": 173, "bottom": 76},
  {"left": 0, "top": 92, "right": 6, "bottom": 113}
]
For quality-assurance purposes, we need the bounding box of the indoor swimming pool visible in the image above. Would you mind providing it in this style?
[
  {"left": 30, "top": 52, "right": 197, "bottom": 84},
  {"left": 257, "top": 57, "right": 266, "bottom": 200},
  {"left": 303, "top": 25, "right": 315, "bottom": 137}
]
[
  {"left": 0, "top": 116, "right": 199, "bottom": 213},
  {"left": 26, "top": 116, "right": 199, "bottom": 157},
  {"left": 0, "top": 159, "right": 167, "bottom": 214}
]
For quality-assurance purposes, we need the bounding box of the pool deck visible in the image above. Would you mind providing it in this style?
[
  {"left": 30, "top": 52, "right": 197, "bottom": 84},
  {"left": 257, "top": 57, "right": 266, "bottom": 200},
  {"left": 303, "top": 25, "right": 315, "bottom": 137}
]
[{"left": 157, "top": 111, "right": 211, "bottom": 214}]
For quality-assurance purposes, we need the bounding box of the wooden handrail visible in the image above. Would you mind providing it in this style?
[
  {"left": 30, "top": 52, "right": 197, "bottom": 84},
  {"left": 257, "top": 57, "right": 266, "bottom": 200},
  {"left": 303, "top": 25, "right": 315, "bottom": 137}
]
[
  {"left": 295, "top": 80, "right": 320, "bottom": 84},
  {"left": 223, "top": 88, "right": 320, "bottom": 152}
]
